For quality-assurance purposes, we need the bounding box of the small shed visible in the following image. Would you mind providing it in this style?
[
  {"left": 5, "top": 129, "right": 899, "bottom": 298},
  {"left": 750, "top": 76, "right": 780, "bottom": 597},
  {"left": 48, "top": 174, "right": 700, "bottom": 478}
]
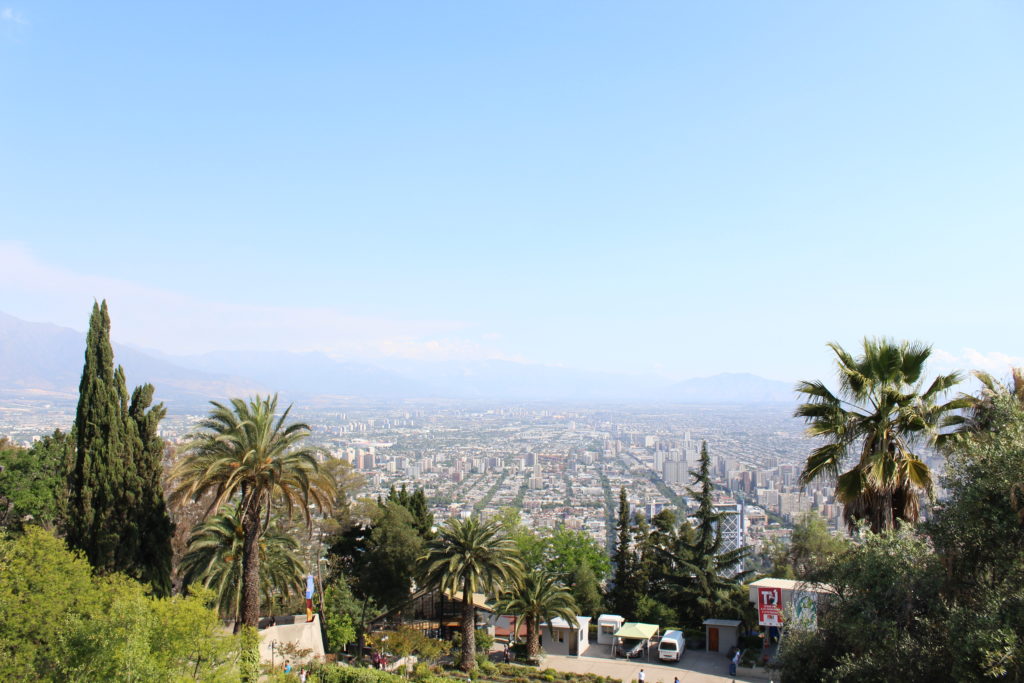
[
  {"left": 539, "top": 616, "right": 591, "bottom": 657},
  {"left": 596, "top": 614, "right": 624, "bottom": 645},
  {"left": 702, "top": 618, "right": 741, "bottom": 654}
]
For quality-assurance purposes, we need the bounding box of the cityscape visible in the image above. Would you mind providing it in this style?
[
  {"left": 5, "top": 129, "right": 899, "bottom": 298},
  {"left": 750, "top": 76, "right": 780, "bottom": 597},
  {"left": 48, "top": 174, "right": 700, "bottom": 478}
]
[
  {"left": 2, "top": 2, "right": 1021, "bottom": 680},
  {"left": 3, "top": 392, "right": 930, "bottom": 562}
]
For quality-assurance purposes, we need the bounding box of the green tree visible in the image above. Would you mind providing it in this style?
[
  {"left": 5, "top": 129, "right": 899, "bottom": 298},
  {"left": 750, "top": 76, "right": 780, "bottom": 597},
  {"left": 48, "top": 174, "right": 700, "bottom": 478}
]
[
  {"left": 66, "top": 300, "right": 173, "bottom": 595},
  {"left": 769, "top": 512, "right": 848, "bottom": 580},
  {"left": 0, "top": 527, "right": 238, "bottom": 682},
  {"left": 326, "top": 613, "right": 357, "bottom": 656},
  {"left": 665, "top": 443, "right": 749, "bottom": 625},
  {"left": 0, "top": 430, "right": 70, "bottom": 531},
  {"left": 927, "top": 395, "right": 1024, "bottom": 679},
  {"left": 179, "top": 506, "right": 305, "bottom": 625},
  {"left": 360, "top": 501, "right": 424, "bottom": 609},
  {"left": 777, "top": 528, "right": 948, "bottom": 683},
  {"left": 568, "top": 562, "right": 603, "bottom": 618},
  {"left": 545, "top": 526, "right": 612, "bottom": 583},
  {"left": 419, "top": 517, "right": 524, "bottom": 671},
  {"left": 494, "top": 507, "right": 545, "bottom": 566},
  {"left": 608, "top": 487, "right": 637, "bottom": 617},
  {"left": 796, "top": 338, "right": 962, "bottom": 533},
  {"left": 779, "top": 394, "right": 1024, "bottom": 682},
  {"left": 170, "top": 394, "right": 335, "bottom": 628},
  {"left": 386, "top": 484, "right": 435, "bottom": 540},
  {"left": 496, "top": 568, "right": 578, "bottom": 661}
]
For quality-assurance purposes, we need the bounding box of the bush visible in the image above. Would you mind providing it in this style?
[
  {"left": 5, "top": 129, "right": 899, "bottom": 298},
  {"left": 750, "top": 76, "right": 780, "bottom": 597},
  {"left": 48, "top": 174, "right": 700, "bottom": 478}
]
[
  {"left": 737, "top": 634, "right": 764, "bottom": 650},
  {"left": 478, "top": 660, "right": 498, "bottom": 676},
  {"left": 413, "top": 663, "right": 435, "bottom": 680}
]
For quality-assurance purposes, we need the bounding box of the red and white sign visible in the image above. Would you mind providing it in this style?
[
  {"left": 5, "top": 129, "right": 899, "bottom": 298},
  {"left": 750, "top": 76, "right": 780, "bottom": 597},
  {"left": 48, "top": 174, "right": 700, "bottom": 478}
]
[{"left": 757, "top": 587, "right": 783, "bottom": 627}]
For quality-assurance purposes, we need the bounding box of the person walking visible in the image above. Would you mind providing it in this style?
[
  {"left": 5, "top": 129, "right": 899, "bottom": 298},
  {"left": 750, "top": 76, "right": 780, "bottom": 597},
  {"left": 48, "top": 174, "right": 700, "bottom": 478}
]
[
  {"left": 729, "top": 650, "right": 740, "bottom": 676},
  {"left": 638, "top": 668, "right": 645, "bottom": 683}
]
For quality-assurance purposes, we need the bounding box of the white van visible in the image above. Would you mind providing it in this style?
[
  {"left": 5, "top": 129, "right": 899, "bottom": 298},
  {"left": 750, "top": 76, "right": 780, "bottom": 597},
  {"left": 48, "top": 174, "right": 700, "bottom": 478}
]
[{"left": 658, "top": 630, "right": 686, "bottom": 662}]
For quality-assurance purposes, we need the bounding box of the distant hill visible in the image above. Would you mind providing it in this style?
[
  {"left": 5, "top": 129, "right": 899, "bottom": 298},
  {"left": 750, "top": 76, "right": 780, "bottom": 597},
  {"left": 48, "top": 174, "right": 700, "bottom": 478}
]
[
  {"left": 0, "top": 312, "right": 264, "bottom": 405},
  {"left": 0, "top": 311, "right": 796, "bottom": 405},
  {"left": 661, "top": 372, "right": 795, "bottom": 404},
  {"left": 162, "top": 350, "right": 434, "bottom": 399}
]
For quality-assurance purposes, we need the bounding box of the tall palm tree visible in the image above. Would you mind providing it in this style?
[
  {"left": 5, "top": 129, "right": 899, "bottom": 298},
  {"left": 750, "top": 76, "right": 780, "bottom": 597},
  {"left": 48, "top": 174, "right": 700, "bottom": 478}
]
[
  {"left": 796, "top": 338, "right": 961, "bottom": 533},
  {"left": 496, "top": 568, "right": 578, "bottom": 661},
  {"left": 420, "top": 517, "right": 524, "bottom": 671},
  {"left": 180, "top": 506, "right": 305, "bottom": 625},
  {"left": 169, "top": 395, "right": 334, "bottom": 628}
]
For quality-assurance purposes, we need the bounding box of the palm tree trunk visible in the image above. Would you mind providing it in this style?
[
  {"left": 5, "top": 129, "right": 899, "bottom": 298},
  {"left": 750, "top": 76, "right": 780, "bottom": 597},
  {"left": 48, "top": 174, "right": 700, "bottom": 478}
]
[
  {"left": 240, "top": 498, "right": 262, "bottom": 628},
  {"left": 461, "top": 576, "right": 476, "bottom": 671},
  {"left": 526, "top": 617, "right": 539, "bottom": 661}
]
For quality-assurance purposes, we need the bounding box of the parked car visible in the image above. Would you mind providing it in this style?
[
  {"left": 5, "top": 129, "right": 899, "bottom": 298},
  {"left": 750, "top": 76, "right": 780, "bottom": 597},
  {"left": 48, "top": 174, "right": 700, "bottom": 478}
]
[
  {"left": 617, "top": 639, "right": 646, "bottom": 659},
  {"left": 657, "top": 630, "right": 686, "bottom": 662}
]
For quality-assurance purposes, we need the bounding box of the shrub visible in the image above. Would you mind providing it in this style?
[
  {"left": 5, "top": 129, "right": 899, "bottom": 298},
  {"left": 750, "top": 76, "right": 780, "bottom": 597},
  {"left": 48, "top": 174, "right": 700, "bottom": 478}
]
[
  {"left": 478, "top": 660, "right": 498, "bottom": 676},
  {"left": 738, "top": 634, "right": 764, "bottom": 650}
]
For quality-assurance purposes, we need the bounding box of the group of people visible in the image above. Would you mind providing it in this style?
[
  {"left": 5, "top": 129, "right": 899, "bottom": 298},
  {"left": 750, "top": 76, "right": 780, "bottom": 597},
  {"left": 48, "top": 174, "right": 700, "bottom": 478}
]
[{"left": 371, "top": 650, "right": 390, "bottom": 670}]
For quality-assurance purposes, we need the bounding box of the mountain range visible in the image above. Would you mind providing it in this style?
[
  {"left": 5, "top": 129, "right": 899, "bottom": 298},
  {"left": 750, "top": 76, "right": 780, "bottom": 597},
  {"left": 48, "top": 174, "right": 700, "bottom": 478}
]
[{"left": 0, "top": 311, "right": 796, "bottom": 406}]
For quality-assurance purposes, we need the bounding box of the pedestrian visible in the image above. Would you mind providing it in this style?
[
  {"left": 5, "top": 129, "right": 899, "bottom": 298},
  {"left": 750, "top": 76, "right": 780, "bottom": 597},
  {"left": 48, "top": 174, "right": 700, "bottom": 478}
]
[
  {"left": 284, "top": 661, "right": 292, "bottom": 674},
  {"left": 300, "top": 669, "right": 308, "bottom": 683},
  {"left": 729, "top": 649, "right": 740, "bottom": 676},
  {"left": 638, "top": 668, "right": 645, "bottom": 683},
  {"left": 674, "top": 677, "right": 680, "bottom": 683}
]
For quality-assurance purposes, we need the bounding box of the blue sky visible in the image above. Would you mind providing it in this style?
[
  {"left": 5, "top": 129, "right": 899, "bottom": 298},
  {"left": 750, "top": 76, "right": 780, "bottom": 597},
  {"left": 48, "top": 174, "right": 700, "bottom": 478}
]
[{"left": 1, "top": 1, "right": 1022, "bottom": 382}]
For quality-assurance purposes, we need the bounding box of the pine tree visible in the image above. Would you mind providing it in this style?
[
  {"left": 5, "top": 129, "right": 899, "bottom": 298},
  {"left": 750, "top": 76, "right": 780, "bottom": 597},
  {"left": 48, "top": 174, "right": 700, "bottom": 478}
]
[
  {"left": 66, "top": 301, "right": 173, "bottom": 595},
  {"left": 671, "top": 441, "right": 750, "bottom": 622}
]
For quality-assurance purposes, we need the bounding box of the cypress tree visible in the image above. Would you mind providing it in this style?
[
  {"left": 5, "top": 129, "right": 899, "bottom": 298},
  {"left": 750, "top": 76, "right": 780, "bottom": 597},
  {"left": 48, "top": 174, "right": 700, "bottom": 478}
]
[
  {"left": 66, "top": 301, "right": 173, "bottom": 595},
  {"left": 609, "top": 486, "right": 635, "bottom": 617}
]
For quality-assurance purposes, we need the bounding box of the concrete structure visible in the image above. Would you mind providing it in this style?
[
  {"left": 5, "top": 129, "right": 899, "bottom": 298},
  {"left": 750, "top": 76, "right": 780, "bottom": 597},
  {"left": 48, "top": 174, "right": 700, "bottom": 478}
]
[
  {"left": 596, "top": 614, "right": 624, "bottom": 646},
  {"left": 539, "top": 616, "right": 591, "bottom": 656},
  {"left": 701, "top": 619, "right": 741, "bottom": 654},
  {"left": 258, "top": 614, "right": 325, "bottom": 668}
]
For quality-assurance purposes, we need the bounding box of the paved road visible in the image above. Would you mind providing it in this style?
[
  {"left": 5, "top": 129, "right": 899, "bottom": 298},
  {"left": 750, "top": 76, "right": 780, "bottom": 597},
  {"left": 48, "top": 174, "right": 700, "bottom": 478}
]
[{"left": 540, "top": 652, "right": 771, "bottom": 683}]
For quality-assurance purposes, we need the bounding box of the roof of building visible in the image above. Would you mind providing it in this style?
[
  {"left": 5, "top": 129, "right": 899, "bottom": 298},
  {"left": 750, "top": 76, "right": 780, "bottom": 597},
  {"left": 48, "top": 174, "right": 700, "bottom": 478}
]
[
  {"left": 543, "top": 616, "right": 591, "bottom": 629},
  {"left": 613, "top": 622, "right": 659, "bottom": 639},
  {"left": 748, "top": 577, "right": 833, "bottom": 594},
  {"left": 702, "top": 619, "right": 742, "bottom": 627},
  {"left": 597, "top": 614, "right": 624, "bottom": 623}
]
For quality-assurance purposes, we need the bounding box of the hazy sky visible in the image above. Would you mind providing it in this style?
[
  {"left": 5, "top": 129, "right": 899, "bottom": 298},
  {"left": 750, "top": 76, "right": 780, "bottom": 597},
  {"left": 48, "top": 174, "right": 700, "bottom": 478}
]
[{"left": 2, "top": 2, "right": 1023, "bottom": 382}]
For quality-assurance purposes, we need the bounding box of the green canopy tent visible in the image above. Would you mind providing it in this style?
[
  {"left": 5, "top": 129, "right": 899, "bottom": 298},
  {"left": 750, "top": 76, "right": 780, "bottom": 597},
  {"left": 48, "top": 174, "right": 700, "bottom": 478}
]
[
  {"left": 613, "top": 623, "right": 659, "bottom": 640},
  {"left": 612, "top": 622, "right": 659, "bottom": 660}
]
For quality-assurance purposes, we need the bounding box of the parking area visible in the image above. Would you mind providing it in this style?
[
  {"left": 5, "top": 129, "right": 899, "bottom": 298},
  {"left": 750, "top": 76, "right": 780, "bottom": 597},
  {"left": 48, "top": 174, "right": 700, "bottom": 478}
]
[{"left": 540, "top": 651, "right": 770, "bottom": 683}]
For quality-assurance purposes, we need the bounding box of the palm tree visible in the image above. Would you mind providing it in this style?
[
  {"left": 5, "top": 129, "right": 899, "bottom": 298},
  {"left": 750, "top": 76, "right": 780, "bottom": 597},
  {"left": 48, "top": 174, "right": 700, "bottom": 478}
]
[
  {"left": 496, "top": 568, "right": 578, "bottom": 662},
  {"left": 796, "top": 338, "right": 962, "bottom": 533},
  {"left": 419, "top": 517, "right": 524, "bottom": 671},
  {"left": 941, "top": 368, "right": 1024, "bottom": 444},
  {"left": 180, "top": 506, "right": 305, "bottom": 626},
  {"left": 169, "top": 395, "right": 334, "bottom": 628}
]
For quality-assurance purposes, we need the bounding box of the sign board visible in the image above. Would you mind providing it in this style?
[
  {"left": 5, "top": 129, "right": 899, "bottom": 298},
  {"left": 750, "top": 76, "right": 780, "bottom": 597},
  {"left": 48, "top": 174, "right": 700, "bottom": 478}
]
[
  {"left": 792, "top": 590, "right": 818, "bottom": 630},
  {"left": 757, "top": 586, "right": 783, "bottom": 627}
]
